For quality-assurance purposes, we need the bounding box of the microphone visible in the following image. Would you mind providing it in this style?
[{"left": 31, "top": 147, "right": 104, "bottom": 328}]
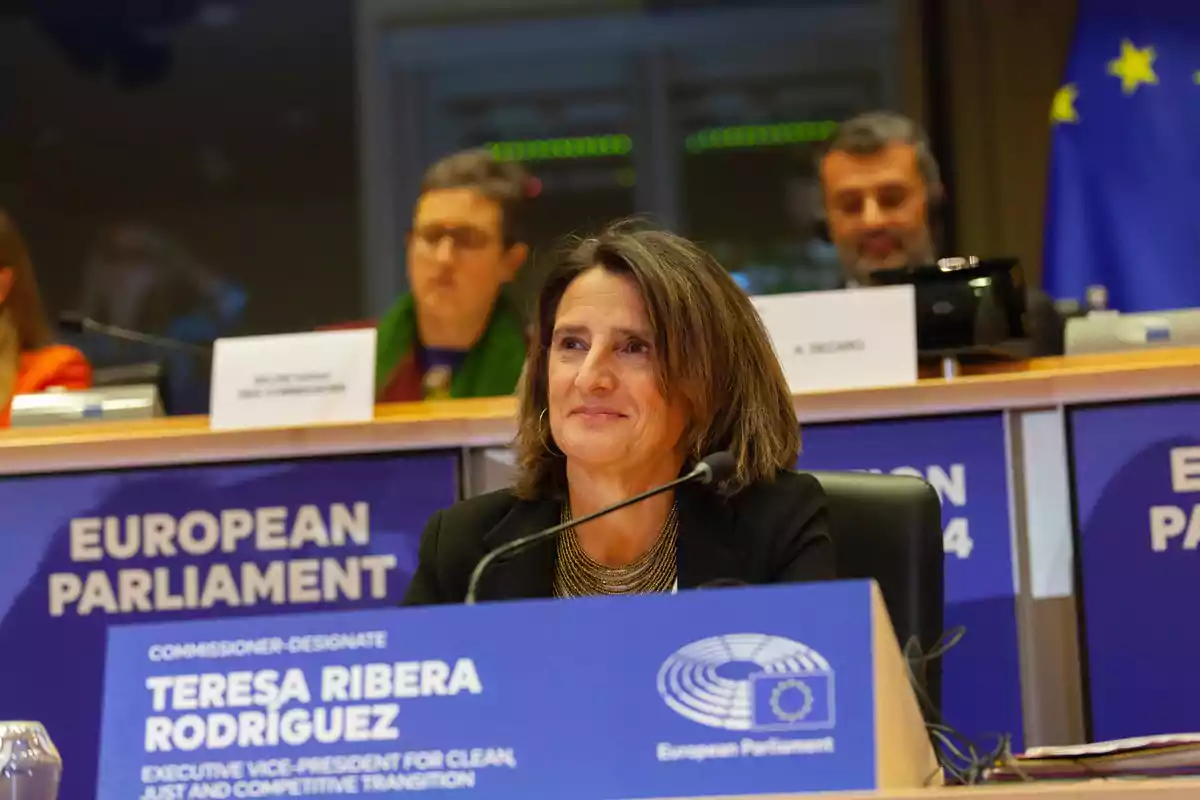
[
  {"left": 464, "top": 451, "right": 736, "bottom": 605},
  {"left": 59, "top": 312, "right": 211, "bottom": 357}
]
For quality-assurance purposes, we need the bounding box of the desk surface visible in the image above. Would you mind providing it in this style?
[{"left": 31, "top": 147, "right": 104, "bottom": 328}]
[
  {"left": 706, "top": 778, "right": 1200, "bottom": 799},
  {"left": 1, "top": 347, "right": 1197, "bottom": 476}
]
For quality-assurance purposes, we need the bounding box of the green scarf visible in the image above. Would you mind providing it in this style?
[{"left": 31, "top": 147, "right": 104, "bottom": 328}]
[{"left": 375, "top": 291, "right": 527, "bottom": 399}]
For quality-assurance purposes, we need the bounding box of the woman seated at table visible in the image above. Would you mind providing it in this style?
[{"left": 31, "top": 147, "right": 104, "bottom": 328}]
[
  {"left": 0, "top": 212, "right": 92, "bottom": 427},
  {"left": 404, "top": 221, "right": 833, "bottom": 605}
]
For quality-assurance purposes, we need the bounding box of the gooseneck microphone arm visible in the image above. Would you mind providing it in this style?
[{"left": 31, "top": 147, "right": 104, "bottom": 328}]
[
  {"left": 58, "top": 312, "right": 211, "bottom": 357},
  {"left": 464, "top": 451, "right": 735, "bottom": 605}
]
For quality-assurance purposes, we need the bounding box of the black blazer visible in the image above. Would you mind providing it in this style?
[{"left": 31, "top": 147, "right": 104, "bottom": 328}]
[{"left": 402, "top": 470, "right": 834, "bottom": 605}]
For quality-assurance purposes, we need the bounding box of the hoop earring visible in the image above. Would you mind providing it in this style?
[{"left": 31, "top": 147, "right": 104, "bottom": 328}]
[{"left": 538, "top": 408, "right": 563, "bottom": 457}]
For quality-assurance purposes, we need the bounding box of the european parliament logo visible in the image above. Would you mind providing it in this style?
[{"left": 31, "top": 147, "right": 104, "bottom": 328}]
[{"left": 657, "top": 633, "right": 835, "bottom": 732}]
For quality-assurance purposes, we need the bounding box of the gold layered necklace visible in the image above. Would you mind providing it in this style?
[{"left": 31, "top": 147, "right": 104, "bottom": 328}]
[{"left": 553, "top": 502, "right": 679, "bottom": 598}]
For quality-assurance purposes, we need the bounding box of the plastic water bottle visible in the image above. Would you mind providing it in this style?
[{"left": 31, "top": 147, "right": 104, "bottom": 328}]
[{"left": 0, "top": 722, "right": 61, "bottom": 800}]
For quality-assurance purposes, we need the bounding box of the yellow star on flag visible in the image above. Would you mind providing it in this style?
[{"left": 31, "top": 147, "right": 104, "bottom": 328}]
[
  {"left": 1051, "top": 83, "right": 1080, "bottom": 124},
  {"left": 1108, "top": 39, "right": 1158, "bottom": 95},
  {"left": 1194, "top": 70, "right": 1200, "bottom": 85}
]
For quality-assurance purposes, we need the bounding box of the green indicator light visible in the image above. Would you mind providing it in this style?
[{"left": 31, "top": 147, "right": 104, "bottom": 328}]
[
  {"left": 486, "top": 134, "right": 633, "bottom": 163},
  {"left": 684, "top": 119, "right": 838, "bottom": 153},
  {"left": 485, "top": 121, "right": 835, "bottom": 163}
]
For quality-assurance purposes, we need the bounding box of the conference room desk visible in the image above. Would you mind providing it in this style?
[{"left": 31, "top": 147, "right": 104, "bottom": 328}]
[
  {"left": 1, "top": 346, "right": 1196, "bottom": 474},
  {"left": 0, "top": 346, "right": 1194, "bottom": 473},
  {"left": 0, "top": 346, "right": 1198, "bottom": 800}
]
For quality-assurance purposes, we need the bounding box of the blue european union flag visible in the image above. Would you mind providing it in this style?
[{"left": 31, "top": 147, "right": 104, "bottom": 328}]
[
  {"left": 1044, "top": 0, "right": 1200, "bottom": 312},
  {"left": 750, "top": 672, "right": 834, "bottom": 730}
]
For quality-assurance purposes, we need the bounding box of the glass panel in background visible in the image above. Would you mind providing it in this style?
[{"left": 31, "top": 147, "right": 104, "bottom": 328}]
[
  {"left": 374, "top": 0, "right": 899, "bottom": 305},
  {"left": 670, "top": 7, "right": 897, "bottom": 295},
  {"left": 419, "top": 54, "right": 639, "bottom": 301},
  {"left": 382, "top": 10, "right": 651, "bottom": 309},
  {"left": 3, "top": 0, "right": 360, "bottom": 414},
  {"left": 5, "top": 0, "right": 360, "bottom": 332}
]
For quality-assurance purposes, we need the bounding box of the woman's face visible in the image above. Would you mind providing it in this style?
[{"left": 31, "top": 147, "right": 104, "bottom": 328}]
[{"left": 547, "top": 267, "right": 688, "bottom": 478}]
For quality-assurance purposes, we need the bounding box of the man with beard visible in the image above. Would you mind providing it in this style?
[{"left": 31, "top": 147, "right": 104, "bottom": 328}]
[{"left": 818, "top": 112, "right": 1063, "bottom": 356}]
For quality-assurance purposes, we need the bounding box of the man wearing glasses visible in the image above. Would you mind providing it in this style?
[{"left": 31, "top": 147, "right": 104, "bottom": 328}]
[{"left": 377, "top": 150, "right": 532, "bottom": 401}]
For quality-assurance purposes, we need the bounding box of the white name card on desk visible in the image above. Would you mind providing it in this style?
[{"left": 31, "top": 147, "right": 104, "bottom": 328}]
[
  {"left": 752, "top": 285, "right": 917, "bottom": 393},
  {"left": 210, "top": 329, "right": 376, "bottom": 431}
]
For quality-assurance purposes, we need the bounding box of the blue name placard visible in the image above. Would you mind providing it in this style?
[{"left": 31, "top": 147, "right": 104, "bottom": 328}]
[
  {"left": 99, "top": 582, "right": 879, "bottom": 800},
  {"left": 1070, "top": 398, "right": 1200, "bottom": 740},
  {"left": 796, "top": 413, "right": 1023, "bottom": 749}
]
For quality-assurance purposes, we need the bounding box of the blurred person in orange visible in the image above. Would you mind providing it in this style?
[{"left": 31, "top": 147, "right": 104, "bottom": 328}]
[{"left": 0, "top": 212, "right": 92, "bottom": 427}]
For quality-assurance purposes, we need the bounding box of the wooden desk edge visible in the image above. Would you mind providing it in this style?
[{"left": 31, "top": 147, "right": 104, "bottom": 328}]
[
  {"left": 676, "top": 777, "right": 1200, "bottom": 799},
  {"left": 2, "top": 350, "right": 1198, "bottom": 476}
]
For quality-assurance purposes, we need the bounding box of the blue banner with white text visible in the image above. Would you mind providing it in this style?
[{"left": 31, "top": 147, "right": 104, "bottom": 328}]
[
  {"left": 797, "top": 412, "right": 1022, "bottom": 750},
  {"left": 98, "top": 582, "right": 879, "bottom": 800},
  {"left": 0, "top": 453, "right": 458, "bottom": 800},
  {"left": 1069, "top": 398, "right": 1200, "bottom": 740}
]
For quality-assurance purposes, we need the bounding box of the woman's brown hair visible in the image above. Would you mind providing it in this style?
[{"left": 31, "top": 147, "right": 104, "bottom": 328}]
[
  {"left": 0, "top": 211, "right": 52, "bottom": 350},
  {"left": 513, "top": 221, "right": 800, "bottom": 499}
]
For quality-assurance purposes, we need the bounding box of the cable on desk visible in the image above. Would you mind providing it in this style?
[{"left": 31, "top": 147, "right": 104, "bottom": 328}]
[{"left": 902, "top": 626, "right": 1027, "bottom": 786}]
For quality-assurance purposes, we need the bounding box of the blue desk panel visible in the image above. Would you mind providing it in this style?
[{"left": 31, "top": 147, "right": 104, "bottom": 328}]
[
  {"left": 1069, "top": 398, "right": 1200, "bottom": 740},
  {"left": 797, "top": 412, "right": 1024, "bottom": 751},
  {"left": 0, "top": 452, "right": 458, "bottom": 800}
]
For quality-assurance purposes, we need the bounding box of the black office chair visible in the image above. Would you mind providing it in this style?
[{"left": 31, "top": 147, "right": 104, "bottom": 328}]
[{"left": 807, "top": 470, "right": 945, "bottom": 720}]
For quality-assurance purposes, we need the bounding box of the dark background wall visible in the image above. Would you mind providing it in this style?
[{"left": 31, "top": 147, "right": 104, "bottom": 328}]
[
  {"left": 1, "top": 0, "right": 360, "bottom": 334},
  {"left": 0, "top": 0, "right": 1079, "bottom": 336}
]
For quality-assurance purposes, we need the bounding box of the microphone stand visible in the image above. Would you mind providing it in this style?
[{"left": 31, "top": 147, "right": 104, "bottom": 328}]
[
  {"left": 464, "top": 461, "right": 720, "bottom": 605},
  {"left": 63, "top": 315, "right": 211, "bottom": 357}
]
